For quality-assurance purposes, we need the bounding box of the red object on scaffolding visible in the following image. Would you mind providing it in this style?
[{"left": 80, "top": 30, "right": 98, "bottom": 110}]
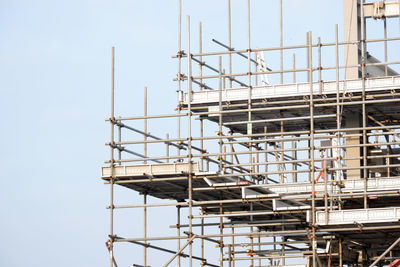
[
  {"left": 389, "top": 259, "right": 400, "bottom": 267},
  {"left": 315, "top": 152, "right": 325, "bottom": 182}
]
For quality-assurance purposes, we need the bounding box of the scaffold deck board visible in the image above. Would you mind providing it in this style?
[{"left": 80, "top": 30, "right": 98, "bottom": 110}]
[
  {"left": 242, "top": 177, "right": 400, "bottom": 199},
  {"left": 314, "top": 206, "right": 400, "bottom": 225},
  {"left": 182, "top": 76, "right": 400, "bottom": 105},
  {"left": 101, "top": 162, "right": 199, "bottom": 179},
  {"left": 101, "top": 163, "right": 252, "bottom": 202}
]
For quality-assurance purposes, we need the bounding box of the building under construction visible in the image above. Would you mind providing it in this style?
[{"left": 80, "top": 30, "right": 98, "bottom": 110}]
[{"left": 102, "top": 1, "right": 400, "bottom": 266}]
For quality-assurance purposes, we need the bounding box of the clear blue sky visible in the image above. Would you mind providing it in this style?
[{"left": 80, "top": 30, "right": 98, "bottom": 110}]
[{"left": 1, "top": 0, "right": 397, "bottom": 266}]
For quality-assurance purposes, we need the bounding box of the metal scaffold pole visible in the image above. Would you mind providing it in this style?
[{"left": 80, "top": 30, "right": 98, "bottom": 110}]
[
  {"left": 186, "top": 15, "right": 193, "bottom": 267},
  {"left": 177, "top": 0, "right": 182, "bottom": 162},
  {"left": 109, "top": 46, "right": 115, "bottom": 267},
  {"left": 228, "top": 0, "right": 232, "bottom": 89},
  {"left": 360, "top": 0, "right": 369, "bottom": 210},
  {"left": 280, "top": 0, "right": 283, "bottom": 84}
]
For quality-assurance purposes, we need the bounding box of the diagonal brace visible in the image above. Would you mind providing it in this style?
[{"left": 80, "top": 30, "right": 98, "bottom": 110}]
[
  {"left": 369, "top": 236, "right": 400, "bottom": 267},
  {"left": 163, "top": 235, "right": 197, "bottom": 267}
]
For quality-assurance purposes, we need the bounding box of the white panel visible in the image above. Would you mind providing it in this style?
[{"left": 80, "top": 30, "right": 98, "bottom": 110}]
[
  {"left": 273, "top": 199, "right": 311, "bottom": 211},
  {"left": 241, "top": 177, "right": 400, "bottom": 199},
  {"left": 363, "top": 1, "right": 400, "bottom": 18},
  {"left": 183, "top": 76, "right": 400, "bottom": 105},
  {"left": 102, "top": 162, "right": 199, "bottom": 178},
  {"left": 315, "top": 207, "right": 400, "bottom": 225}
]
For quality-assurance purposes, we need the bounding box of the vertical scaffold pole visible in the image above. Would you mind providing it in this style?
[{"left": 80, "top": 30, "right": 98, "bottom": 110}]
[
  {"left": 308, "top": 31, "right": 317, "bottom": 267},
  {"left": 339, "top": 238, "right": 343, "bottom": 267},
  {"left": 317, "top": 37, "right": 322, "bottom": 95},
  {"left": 250, "top": 203, "right": 254, "bottom": 267},
  {"left": 292, "top": 53, "right": 296, "bottom": 83},
  {"left": 228, "top": 0, "right": 232, "bottom": 89},
  {"left": 384, "top": 18, "right": 388, "bottom": 76},
  {"left": 335, "top": 24, "right": 340, "bottom": 152},
  {"left": 144, "top": 86, "right": 147, "bottom": 162},
  {"left": 201, "top": 208, "right": 205, "bottom": 266},
  {"left": 219, "top": 203, "right": 224, "bottom": 267},
  {"left": 247, "top": 0, "right": 253, "bottom": 180},
  {"left": 291, "top": 56, "right": 297, "bottom": 184},
  {"left": 219, "top": 56, "right": 223, "bottom": 172},
  {"left": 109, "top": 46, "right": 115, "bottom": 267},
  {"left": 186, "top": 15, "right": 194, "bottom": 267},
  {"left": 166, "top": 133, "right": 170, "bottom": 163},
  {"left": 231, "top": 227, "right": 235, "bottom": 267},
  {"left": 280, "top": 0, "right": 283, "bottom": 84},
  {"left": 143, "top": 86, "right": 148, "bottom": 266},
  {"left": 199, "top": 21, "right": 205, "bottom": 172},
  {"left": 199, "top": 22, "right": 203, "bottom": 92},
  {"left": 258, "top": 231, "right": 261, "bottom": 267},
  {"left": 144, "top": 194, "right": 147, "bottom": 266},
  {"left": 264, "top": 126, "right": 268, "bottom": 184},
  {"left": 335, "top": 24, "right": 343, "bottom": 210},
  {"left": 118, "top": 121, "right": 121, "bottom": 164},
  {"left": 360, "top": 0, "right": 368, "bottom": 209},
  {"left": 306, "top": 33, "right": 311, "bottom": 184},
  {"left": 177, "top": 206, "right": 181, "bottom": 267},
  {"left": 177, "top": 0, "right": 182, "bottom": 161}
]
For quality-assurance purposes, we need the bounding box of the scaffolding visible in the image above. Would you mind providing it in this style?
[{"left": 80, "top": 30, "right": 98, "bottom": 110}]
[{"left": 102, "top": 1, "right": 400, "bottom": 266}]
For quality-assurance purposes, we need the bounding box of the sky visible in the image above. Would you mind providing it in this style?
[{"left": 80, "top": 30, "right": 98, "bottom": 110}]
[{"left": 0, "top": 0, "right": 398, "bottom": 266}]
